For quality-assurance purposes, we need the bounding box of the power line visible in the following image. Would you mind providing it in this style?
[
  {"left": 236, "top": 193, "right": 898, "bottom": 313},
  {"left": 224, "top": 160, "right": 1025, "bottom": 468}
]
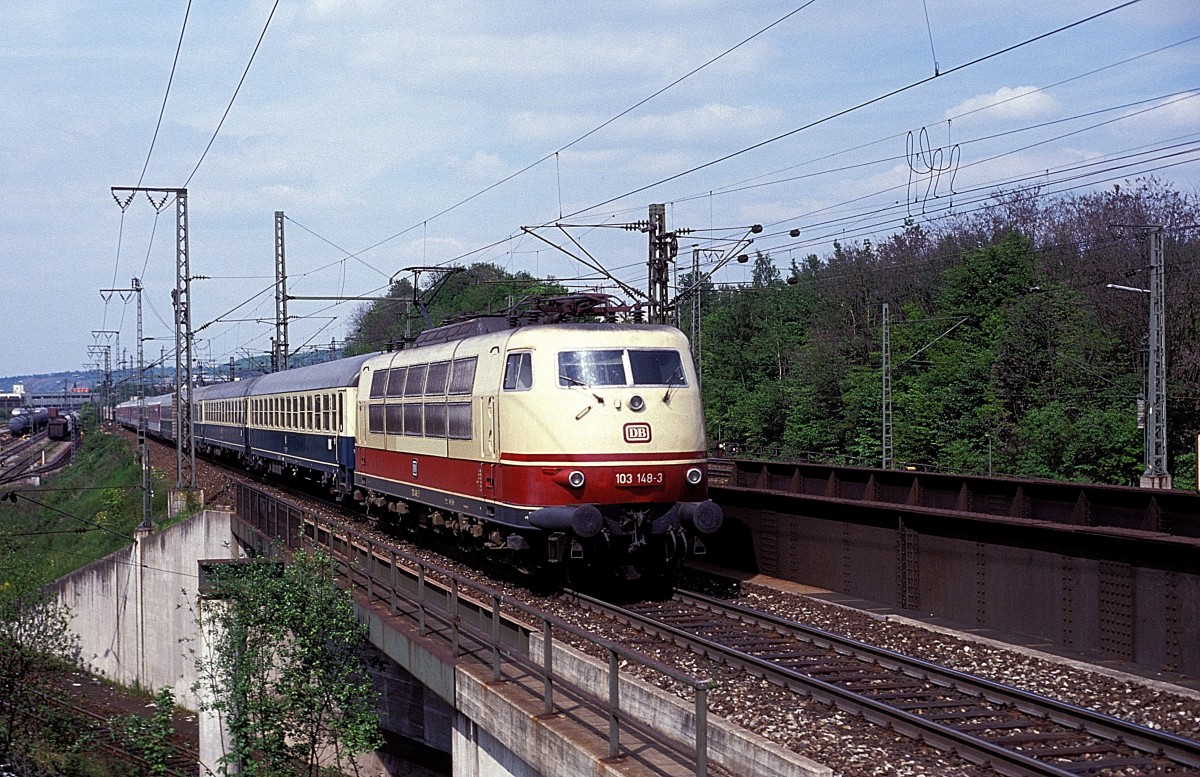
[
  {"left": 294, "top": 3, "right": 821, "bottom": 264},
  {"left": 183, "top": 0, "right": 279, "bottom": 188},
  {"left": 2, "top": 492, "right": 134, "bottom": 541},
  {"left": 138, "top": 0, "right": 193, "bottom": 188},
  {"left": 318, "top": 0, "right": 1154, "bottom": 305},
  {"left": 561, "top": 0, "right": 1147, "bottom": 220}
]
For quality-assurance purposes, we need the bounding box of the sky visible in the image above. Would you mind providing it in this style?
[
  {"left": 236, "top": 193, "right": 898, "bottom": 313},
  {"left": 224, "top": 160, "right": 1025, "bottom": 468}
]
[{"left": 1, "top": 0, "right": 1197, "bottom": 378}]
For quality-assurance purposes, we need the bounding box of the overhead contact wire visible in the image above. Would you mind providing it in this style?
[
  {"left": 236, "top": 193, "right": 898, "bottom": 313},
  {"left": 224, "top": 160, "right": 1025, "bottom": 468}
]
[
  {"left": 183, "top": 0, "right": 279, "bottom": 187},
  {"left": 561, "top": 0, "right": 1146, "bottom": 220}
]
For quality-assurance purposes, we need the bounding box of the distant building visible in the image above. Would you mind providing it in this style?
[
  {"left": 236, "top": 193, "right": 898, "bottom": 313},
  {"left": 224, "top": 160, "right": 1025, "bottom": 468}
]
[{"left": 0, "top": 393, "right": 22, "bottom": 415}]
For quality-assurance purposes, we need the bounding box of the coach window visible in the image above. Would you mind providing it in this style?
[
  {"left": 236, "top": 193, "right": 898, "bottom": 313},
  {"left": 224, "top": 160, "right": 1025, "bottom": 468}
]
[
  {"left": 337, "top": 394, "right": 344, "bottom": 432},
  {"left": 386, "top": 367, "right": 407, "bottom": 398},
  {"left": 503, "top": 352, "right": 532, "bottom": 391},
  {"left": 449, "top": 356, "right": 477, "bottom": 394},
  {"left": 404, "top": 364, "right": 427, "bottom": 397},
  {"left": 425, "top": 361, "right": 450, "bottom": 395}
]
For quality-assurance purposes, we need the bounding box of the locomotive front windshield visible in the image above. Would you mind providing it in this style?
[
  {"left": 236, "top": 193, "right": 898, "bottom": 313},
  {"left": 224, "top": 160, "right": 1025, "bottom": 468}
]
[{"left": 558, "top": 349, "right": 687, "bottom": 387}]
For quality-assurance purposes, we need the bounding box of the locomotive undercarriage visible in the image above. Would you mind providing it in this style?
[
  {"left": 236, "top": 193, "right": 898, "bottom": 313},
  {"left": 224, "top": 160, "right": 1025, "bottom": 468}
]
[{"left": 356, "top": 487, "right": 709, "bottom": 592}]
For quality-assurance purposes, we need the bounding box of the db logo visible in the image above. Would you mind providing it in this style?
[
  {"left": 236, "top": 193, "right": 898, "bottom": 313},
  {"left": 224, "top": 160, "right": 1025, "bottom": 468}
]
[{"left": 623, "top": 423, "right": 652, "bottom": 443}]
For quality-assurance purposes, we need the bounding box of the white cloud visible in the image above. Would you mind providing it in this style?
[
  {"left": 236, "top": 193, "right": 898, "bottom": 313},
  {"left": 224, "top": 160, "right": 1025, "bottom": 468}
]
[
  {"left": 1132, "top": 92, "right": 1200, "bottom": 131},
  {"left": 945, "top": 86, "right": 1060, "bottom": 123},
  {"left": 444, "top": 151, "right": 511, "bottom": 182}
]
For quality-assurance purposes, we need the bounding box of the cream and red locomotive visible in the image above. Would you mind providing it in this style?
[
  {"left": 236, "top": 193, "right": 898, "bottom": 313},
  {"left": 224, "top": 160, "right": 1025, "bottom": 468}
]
[{"left": 118, "top": 311, "right": 720, "bottom": 587}]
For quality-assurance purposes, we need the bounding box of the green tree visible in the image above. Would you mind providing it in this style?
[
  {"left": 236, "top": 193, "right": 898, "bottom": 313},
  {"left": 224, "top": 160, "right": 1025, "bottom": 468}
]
[
  {"left": 342, "top": 263, "right": 569, "bottom": 355},
  {"left": 194, "top": 550, "right": 382, "bottom": 776}
]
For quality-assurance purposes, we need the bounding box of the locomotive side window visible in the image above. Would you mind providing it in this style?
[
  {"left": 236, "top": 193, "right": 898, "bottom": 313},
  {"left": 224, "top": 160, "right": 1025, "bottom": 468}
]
[
  {"left": 629, "top": 350, "right": 687, "bottom": 386},
  {"left": 404, "top": 364, "right": 428, "bottom": 397},
  {"left": 425, "top": 403, "right": 447, "bottom": 437},
  {"left": 370, "top": 368, "right": 388, "bottom": 398},
  {"left": 503, "top": 352, "right": 532, "bottom": 391},
  {"left": 558, "top": 350, "right": 625, "bottom": 386},
  {"left": 368, "top": 404, "right": 385, "bottom": 434},
  {"left": 447, "top": 402, "right": 472, "bottom": 439},
  {"left": 449, "top": 357, "right": 477, "bottom": 394},
  {"left": 385, "top": 404, "right": 403, "bottom": 435},
  {"left": 386, "top": 367, "right": 407, "bottom": 397},
  {"left": 403, "top": 403, "right": 423, "bottom": 436},
  {"left": 425, "top": 361, "right": 450, "bottom": 395}
]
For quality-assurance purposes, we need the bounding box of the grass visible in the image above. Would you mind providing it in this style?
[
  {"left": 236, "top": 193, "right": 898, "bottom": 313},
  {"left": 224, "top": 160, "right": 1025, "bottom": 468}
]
[
  {"left": 0, "top": 423, "right": 171, "bottom": 589},
  {"left": 0, "top": 422, "right": 185, "bottom": 776}
]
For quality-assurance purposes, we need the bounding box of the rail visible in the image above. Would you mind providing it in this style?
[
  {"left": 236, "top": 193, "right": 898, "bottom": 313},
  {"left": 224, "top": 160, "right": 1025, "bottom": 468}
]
[
  {"left": 233, "top": 481, "right": 714, "bottom": 776},
  {"left": 570, "top": 586, "right": 1200, "bottom": 777}
]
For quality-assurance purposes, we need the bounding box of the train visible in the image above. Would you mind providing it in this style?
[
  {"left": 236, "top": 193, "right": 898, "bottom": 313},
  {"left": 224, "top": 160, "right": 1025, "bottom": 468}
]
[
  {"left": 116, "top": 312, "right": 721, "bottom": 589},
  {"left": 47, "top": 408, "right": 78, "bottom": 441},
  {"left": 9, "top": 407, "right": 49, "bottom": 437}
]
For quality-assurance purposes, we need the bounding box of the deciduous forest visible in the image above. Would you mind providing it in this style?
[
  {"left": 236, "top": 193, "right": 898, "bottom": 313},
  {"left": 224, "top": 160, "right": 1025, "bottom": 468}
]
[{"left": 343, "top": 179, "right": 1199, "bottom": 488}]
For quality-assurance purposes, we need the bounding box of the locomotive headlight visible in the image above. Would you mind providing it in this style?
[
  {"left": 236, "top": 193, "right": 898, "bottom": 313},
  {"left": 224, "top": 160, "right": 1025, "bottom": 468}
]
[
  {"left": 686, "top": 467, "right": 703, "bottom": 485},
  {"left": 567, "top": 470, "right": 586, "bottom": 488},
  {"left": 629, "top": 394, "right": 646, "bottom": 412}
]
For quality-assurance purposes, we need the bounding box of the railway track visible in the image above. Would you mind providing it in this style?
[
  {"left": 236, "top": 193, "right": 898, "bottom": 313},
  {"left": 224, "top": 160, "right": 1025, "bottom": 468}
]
[
  {"left": 155, "top": 435, "right": 1200, "bottom": 775},
  {"left": 19, "top": 691, "right": 198, "bottom": 777},
  {"left": 0, "top": 431, "right": 49, "bottom": 484},
  {"left": 566, "top": 587, "right": 1200, "bottom": 777}
]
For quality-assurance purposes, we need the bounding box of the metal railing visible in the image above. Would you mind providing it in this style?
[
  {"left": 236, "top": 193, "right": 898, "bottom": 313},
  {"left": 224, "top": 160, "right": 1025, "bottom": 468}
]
[{"left": 234, "top": 482, "right": 713, "bottom": 776}]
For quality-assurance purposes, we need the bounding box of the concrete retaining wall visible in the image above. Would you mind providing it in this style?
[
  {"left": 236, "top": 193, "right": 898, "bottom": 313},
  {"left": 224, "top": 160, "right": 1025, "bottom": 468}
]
[{"left": 49, "top": 510, "right": 242, "bottom": 710}]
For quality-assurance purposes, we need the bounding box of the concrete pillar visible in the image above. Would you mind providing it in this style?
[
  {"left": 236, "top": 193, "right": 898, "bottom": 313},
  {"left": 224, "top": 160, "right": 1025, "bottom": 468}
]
[
  {"left": 452, "top": 711, "right": 539, "bottom": 777},
  {"left": 197, "top": 599, "right": 239, "bottom": 776}
]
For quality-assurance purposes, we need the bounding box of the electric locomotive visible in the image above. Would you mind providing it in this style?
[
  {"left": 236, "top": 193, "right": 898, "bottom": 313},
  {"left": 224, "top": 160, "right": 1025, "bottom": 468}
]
[{"left": 354, "top": 314, "right": 720, "bottom": 585}]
